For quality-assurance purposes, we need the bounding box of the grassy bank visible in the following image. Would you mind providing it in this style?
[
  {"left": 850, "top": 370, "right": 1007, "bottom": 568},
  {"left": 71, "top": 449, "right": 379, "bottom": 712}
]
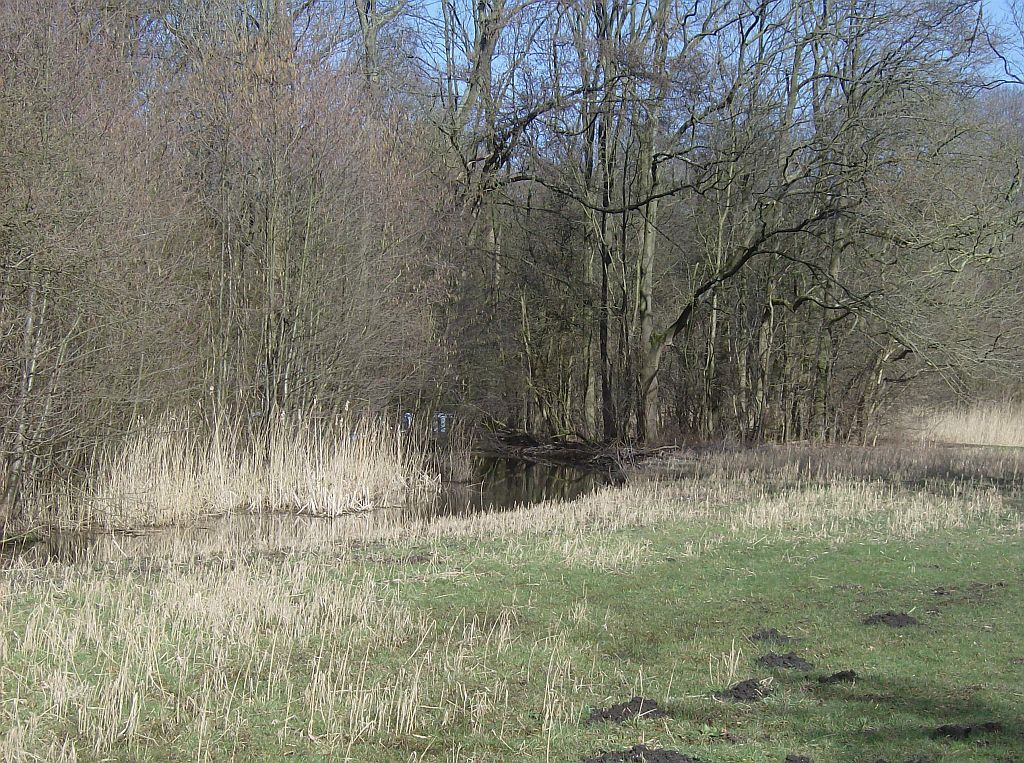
[{"left": 1, "top": 446, "right": 1022, "bottom": 762}]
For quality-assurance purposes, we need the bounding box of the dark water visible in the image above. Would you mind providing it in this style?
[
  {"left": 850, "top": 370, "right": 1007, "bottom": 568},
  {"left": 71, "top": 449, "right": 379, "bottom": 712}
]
[
  {"left": 2, "top": 458, "right": 608, "bottom": 567},
  {"left": 428, "top": 456, "right": 606, "bottom": 516}
]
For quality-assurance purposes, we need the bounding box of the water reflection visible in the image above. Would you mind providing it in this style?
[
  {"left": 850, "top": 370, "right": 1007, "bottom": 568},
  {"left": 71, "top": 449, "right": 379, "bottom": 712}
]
[
  {"left": 422, "top": 456, "right": 605, "bottom": 517},
  {"left": 2, "top": 458, "right": 608, "bottom": 567}
]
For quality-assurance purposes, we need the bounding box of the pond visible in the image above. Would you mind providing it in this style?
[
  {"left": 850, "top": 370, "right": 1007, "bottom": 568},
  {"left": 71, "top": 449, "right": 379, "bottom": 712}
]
[
  {"left": 3, "top": 457, "right": 611, "bottom": 567},
  {"left": 427, "top": 456, "right": 607, "bottom": 516}
]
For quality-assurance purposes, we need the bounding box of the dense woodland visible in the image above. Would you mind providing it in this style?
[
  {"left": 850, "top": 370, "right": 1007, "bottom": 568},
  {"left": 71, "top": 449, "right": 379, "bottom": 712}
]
[{"left": 3, "top": 0, "right": 1024, "bottom": 517}]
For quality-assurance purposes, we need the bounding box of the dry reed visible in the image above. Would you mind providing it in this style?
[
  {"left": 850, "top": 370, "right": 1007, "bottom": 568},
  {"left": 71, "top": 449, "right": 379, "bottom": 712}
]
[
  {"left": 912, "top": 402, "right": 1024, "bottom": 448},
  {"left": 1, "top": 443, "right": 1021, "bottom": 760},
  {"left": 23, "top": 413, "right": 440, "bottom": 530}
]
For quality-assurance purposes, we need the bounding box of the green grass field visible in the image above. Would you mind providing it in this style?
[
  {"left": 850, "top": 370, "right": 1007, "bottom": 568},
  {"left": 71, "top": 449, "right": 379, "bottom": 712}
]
[{"left": 1, "top": 445, "right": 1021, "bottom": 762}]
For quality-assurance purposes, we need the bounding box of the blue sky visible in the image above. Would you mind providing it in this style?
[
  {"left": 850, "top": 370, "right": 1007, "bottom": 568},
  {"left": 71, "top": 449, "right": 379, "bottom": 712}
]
[
  {"left": 987, "top": 0, "right": 1015, "bottom": 25},
  {"left": 984, "top": 0, "right": 1024, "bottom": 83}
]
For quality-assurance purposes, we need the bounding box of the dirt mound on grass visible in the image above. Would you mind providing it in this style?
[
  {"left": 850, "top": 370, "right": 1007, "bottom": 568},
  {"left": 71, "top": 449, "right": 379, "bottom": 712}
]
[
  {"left": 863, "top": 611, "right": 918, "bottom": 627},
  {"left": 716, "top": 678, "right": 772, "bottom": 701},
  {"left": 818, "top": 670, "right": 858, "bottom": 684},
  {"left": 582, "top": 746, "right": 701, "bottom": 763},
  {"left": 933, "top": 722, "right": 1003, "bottom": 740},
  {"left": 750, "top": 627, "right": 796, "bottom": 643},
  {"left": 587, "top": 697, "right": 668, "bottom": 723},
  {"left": 757, "top": 652, "right": 813, "bottom": 671}
]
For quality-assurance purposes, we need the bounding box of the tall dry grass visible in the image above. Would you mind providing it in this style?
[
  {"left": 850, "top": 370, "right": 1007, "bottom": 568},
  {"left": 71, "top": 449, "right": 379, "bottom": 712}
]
[
  {"left": 17, "top": 439, "right": 1022, "bottom": 572},
  {"left": 908, "top": 402, "right": 1024, "bottom": 448},
  {"left": 650, "top": 440, "right": 1024, "bottom": 489},
  {"left": 0, "top": 554, "right": 586, "bottom": 762},
  {"left": 24, "top": 414, "right": 441, "bottom": 530},
  {"left": 1, "top": 442, "right": 1021, "bottom": 761}
]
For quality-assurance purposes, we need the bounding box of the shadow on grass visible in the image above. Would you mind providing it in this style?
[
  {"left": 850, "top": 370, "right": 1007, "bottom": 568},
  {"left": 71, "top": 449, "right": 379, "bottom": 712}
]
[{"left": 806, "top": 670, "right": 1023, "bottom": 760}]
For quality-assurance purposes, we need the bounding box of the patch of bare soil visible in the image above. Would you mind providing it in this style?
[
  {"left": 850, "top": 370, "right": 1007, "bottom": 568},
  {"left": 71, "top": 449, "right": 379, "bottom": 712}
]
[
  {"left": 350, "top": 541, "right": 438, "bottom": 566},
  {"left": 710, "top": 729, "right": 741, "bottom": 744},
  {"left": 716, "top": 678, "right": 772, "bottom": 702},
  {"left": 863, "top": 611, "right": 918, "bottom": 627},
  {"left": 587, "top": 697, "right": 668, "bottom": 723},
  {"left": 582, "top": 746, "right": 701, "bottom": 763},
  {"left": 833, "top": 583, "right": 864, "bottom": 591},
  {"left": 933, "top": 722, "right": 1003, "bottom": 740},
  {"left": 930, "top": 581, "right": 1007, "bottom": 606},
  {"left": 757, "top": 652, "right": 813, "bottom": 671},
  {"left": 849, "top": 692, "right": 897, "bottom": 704},
  {"left": 784, "top": 756, "right": 813, "bottom": 763},
  {"left": 582, "top": 746, "right": 702, "bottom": 763},
  {"left": 372, "top": 548, "right": 437, "bottom": 565},
  {"left": 750, "top": 627, "right": 796, "bottom": 643},
  {"left": 817, "top": 669, "right": 858, "bottom": 685}
]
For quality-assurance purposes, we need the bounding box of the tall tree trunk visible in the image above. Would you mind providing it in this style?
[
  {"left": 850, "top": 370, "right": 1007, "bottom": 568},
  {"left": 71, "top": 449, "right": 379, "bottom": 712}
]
[
  {"left": 813, "top": 247, "right": 841, "bottom": 441},
  {"left": 635, "top": 0, "right": 670, "bottom": 443},
  {"left": 1, "top": 279, "right": 45, "bottom": 531}
]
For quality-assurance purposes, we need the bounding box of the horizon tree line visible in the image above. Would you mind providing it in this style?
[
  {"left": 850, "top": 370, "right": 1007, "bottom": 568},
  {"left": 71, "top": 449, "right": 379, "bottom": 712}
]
[{"left": 2, "top": 0, "right": 1023, "bottom": 520}]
